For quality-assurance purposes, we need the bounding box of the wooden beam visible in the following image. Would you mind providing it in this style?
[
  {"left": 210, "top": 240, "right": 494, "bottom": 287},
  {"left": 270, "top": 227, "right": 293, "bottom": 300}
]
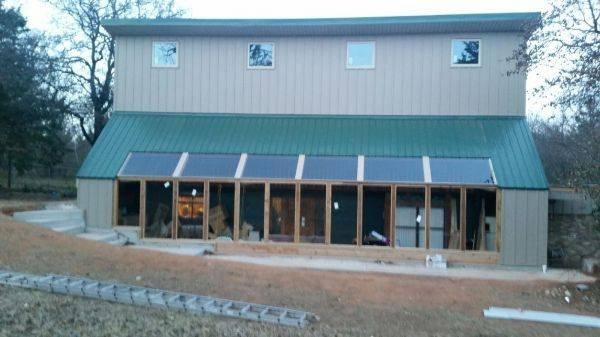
[
  {"left": 294, "top": 182, "right": 301, "bottom": 243},
  {"left": 203, "top": 181, "right": 210, "bottom": 240},
  {"left": 496, "top": 189, "right": 502, "bottom": 253},
  {"left": 460, "top": 187, "right": 467, "bottom": 250},
  {"left": 112, "top": 180, "right": 118, "bottom": 227},
  {"left": 172, "top": 180, "right": 179, "bottom": 239},
  {"left": 233, "top": 181, "right": 240, "bottom": 241},
  {"left": 356, "top": 185, "right": 363, "bottom": 246},
  {"left": 264, "top": 182, "right": 270, "bottom": 241},
  {"left": 325, "top": 183, "right": 332, "bottom": 244},
  {"left": 424, "top": 185, "right": 431, "bottom": 249},
  {"left": 390, "top": 185, "right": 397, "bottom": 247},
  {"left": 140, "top": 180, "right": 146, "bottom": 239}
]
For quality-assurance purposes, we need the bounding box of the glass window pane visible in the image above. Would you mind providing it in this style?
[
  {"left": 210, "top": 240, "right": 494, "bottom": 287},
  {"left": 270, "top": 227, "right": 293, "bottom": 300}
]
[
  {"left": 248, "top": 43, "right": 274, "bottom": 68},
  {"left": 240, "top": 184, "right": 264, "bottom": 242},
  {"left": 430, "top": 158, "right": 494, "bottom": 185},
  {"left": 331, "top": 185, "right": 357, "bottom": 244},
  {"left": 208, "top": 183, "right": 235, "bottom": 239},
  {"left": 177, "top": 182, "right": 204, "bottom": 239},
  {"left": 347, "top": 42, "right": 375, "bottom": 68},
  {"left": 117, "top": 181, "right": 140, "bottom": 226},
  {"left": 363, "top": 186, "right": 392, "bottom": 246},
  {"left": 431, "top": 188, "right": 461, "bottom": 249},
  {"left": 300, "top": 185, "right": 326, "bottom": 243},
  {"left": 364, "top": 157, "right": 424, "bottom": 183},
  {"left": 153, "top": 41, "right": 178, "bottom": 67},
  {"left": 466, "top": 189, "right": 497, "bottom": 251},
  {"left": 451, "top": 39, "right": 480, "bottom": 65},
  {"left": 302, "top": 155, "right": 357, "bottom": 181},
  {"left": 395, "top": 188, "right": 426, "bottom": 248},
  {"left": 243, "top": 155, "right": 297, "bottom": 180},
  {"left": 182, "top": 153, "right": 240, "bottom": 178},
  {"left": 269, "top": 184, "right": 295, "bottom": 242},
  {"left": 145, "top": 181, "right": 173, "bottom": 239},
  {"left": 119, "top": 152, "right": 181, "bottom": 177}
]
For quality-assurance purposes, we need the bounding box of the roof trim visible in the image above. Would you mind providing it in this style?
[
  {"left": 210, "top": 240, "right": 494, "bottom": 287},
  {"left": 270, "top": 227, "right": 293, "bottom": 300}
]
[
  {"left": 112, "top": 110, "right": 528, "bottom": 121},
  {"left": 102, "top": 12, "right": 540, "bottom": 36}
]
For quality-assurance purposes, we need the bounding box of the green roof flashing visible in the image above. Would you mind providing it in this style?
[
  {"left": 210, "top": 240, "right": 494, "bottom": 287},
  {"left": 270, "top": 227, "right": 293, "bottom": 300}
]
[
  {"left": 101, "top": 12, "right": 540, "bottom": 28},
  {"left": 77, "top": 112, "right": 548, "bottom": 190}
]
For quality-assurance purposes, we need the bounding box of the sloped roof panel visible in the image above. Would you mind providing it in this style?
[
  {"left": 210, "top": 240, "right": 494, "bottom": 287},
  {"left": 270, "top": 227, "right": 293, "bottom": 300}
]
[{"left": 77, "top": 112, "right": 548, "bottom": 189}]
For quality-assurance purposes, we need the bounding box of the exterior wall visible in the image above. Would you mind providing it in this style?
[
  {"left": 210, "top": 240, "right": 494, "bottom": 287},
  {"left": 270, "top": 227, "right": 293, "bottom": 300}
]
[
  {"left": 114, "top": 33, "right": 526, "bottom": 116},
  {"left": 501, "top": 189, "right": 548, "bottom": 266},
  {"left": 77, "top": 178, "right": 114, "bottom": 229}
]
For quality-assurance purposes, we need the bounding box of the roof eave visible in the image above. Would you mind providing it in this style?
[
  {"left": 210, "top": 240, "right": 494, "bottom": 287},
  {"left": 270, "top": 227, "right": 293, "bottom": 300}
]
[{"left": 101, "top": 12, "right": 541, "bottom": 37}]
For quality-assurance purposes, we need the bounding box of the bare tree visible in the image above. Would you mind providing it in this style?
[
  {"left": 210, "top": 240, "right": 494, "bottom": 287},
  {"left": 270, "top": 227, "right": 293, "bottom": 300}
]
[
  {"left": 514, "top": 0, "right": 599, "bottom": 219},
  {"left": 47, "top": 0, "right": 184, "bottom": 145}
]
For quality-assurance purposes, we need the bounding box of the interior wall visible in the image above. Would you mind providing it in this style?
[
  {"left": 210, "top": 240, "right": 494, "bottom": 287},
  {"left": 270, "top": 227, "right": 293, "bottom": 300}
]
[
  {"left": 77, "top": 178, "right": 114, "bottom": 229},
  {"left": 501, "top": 189, "right": 548, "bottom": 266}
]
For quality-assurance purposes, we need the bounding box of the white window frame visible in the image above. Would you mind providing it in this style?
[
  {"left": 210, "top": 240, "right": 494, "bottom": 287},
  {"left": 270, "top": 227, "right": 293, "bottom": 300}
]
[
  {"left": 152, "top": 41, "right": 179, "bottom": 68},
  {"left": 247, "top": 42, "right": 275, "bottom": 69},
  {"left": 450, "top": 38, "right": 482, "bottom": 68},
  {"left": 346, "top": 41, "right": 375, "bottom": 69}
]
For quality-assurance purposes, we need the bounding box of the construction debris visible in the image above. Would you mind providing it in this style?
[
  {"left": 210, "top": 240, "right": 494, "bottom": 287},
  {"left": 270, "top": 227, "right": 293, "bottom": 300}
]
[
  {"left": 0, "top": 269, "right": 318, "bottom": 328},
  {"left": 483, "top": 306, "right": 600, "bottom": 329},
  {"left": 425, "top": 254, "right": 447, "bottom": 269}
]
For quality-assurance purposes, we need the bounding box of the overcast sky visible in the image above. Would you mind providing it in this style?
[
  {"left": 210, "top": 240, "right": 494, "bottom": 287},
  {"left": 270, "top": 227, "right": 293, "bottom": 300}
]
[{"left": 6, "top": 0, "right": 550, "bottom": 118}]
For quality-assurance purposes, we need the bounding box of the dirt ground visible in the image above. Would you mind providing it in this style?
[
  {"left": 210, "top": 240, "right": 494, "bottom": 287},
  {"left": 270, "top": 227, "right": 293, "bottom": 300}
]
[{"left": 0, "top": 210, "right": 599, "bottom": 337}]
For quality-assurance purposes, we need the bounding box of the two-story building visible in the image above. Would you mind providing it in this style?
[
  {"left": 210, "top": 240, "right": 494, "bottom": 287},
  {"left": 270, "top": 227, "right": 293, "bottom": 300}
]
[{"left": 77, "top": 12, "right": 548, "bottom": 266}]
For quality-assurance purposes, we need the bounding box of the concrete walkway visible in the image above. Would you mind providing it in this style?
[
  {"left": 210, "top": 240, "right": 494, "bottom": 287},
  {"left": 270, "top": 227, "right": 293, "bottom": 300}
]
[{"left": 207, "top": 255, "right": 596, "bottom": 283}]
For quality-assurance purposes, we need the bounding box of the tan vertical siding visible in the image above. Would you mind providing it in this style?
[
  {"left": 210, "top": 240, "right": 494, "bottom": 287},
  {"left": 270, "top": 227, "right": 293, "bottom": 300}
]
[
  {"left": 114, "top": 33, "right": 526, "bottom": 116},
  {"left": 77, "top": 179, "right": 114, "bottom": 229},
  {"left": 501, "top": 189, "right": 548, "bottom": 266}
]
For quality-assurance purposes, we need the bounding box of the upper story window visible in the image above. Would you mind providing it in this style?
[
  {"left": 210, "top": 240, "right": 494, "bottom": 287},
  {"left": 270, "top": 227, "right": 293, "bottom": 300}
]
[
  {"left": 346, "top": 41, "right": 375, "bottom": 69},
  {"left": 451, "top": 39, "right": 481, "bottom": 67},
  {"left": 153, "top": 41, "right": 178, "bottom": 68},
  {"left": 248, "top": 43, "right": 274, "bottom": 69}
]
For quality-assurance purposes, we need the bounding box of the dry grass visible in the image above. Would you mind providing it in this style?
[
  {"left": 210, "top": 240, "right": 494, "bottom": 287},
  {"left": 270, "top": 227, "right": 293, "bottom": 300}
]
[{"left": 0, "top": 215, "right": 598, "bottom": 337}]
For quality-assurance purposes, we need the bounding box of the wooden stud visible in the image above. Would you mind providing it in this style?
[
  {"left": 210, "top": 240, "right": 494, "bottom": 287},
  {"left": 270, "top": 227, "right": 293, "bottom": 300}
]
[
  {"left": 356, "top": 185, "right": 363, "bottom": 246},
  {"left": 233, "top": 181, "right": 240, "bottom": 241},
  {"left": 203, "top": 181, "right": 210, "bottom": 240},
  {"left": 294, "top": 182, "right": 301, "bottom": 243},
  {"left": 264, "top": 182, "right": 270, "bottom": 241},
  {"left": 390, "top": 185, "right": 397, "bottom": 247},
  {"left": 424, "top": 185, "right": 432, "bottom": 249},
  {"left": 172, "top": 180, "right": 179, "bottom": 239},
  {"left": 460, "top": 187, "right": 467, "bottom": 251},
  {"left": 112, "top": 180, "right": 119, "bottom": 227},
  {"left": 140, "top": 180, "right": 146, "bottom": 239},
  {"left": 325, "top": 183, "right": 332, "bottom": 244},
  {"left": 496, "top": 189, "right": 502, "bottom": 253}
]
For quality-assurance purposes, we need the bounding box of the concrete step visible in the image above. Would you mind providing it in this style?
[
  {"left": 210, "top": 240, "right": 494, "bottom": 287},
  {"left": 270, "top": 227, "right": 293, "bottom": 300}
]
[
  {"left": 27, "top": 218, "right": 85, "bottom": 230},
  {"left": 77, "top": 229, "right": 129, "bottom": 246},
  {"left": 106, "top": 236, "right": 129, "bottom": 246},
  {"left": 77, "top": 230, "right": 119, "bottom": 243},
  {"left": 14, "top": 209, "right": 84, "bottom": 222},
  {"left": 52, "top": 224, "right": 85, "bottom": 235}
]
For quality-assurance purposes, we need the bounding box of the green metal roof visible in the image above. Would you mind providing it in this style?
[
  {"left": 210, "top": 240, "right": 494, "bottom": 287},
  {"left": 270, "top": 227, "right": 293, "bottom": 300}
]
[
  {"left": 77, "top": 112, "right": 548, "bottom": 189},
  {"left": 102, "top": 12, "right": 540, "bottom": 36}
]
